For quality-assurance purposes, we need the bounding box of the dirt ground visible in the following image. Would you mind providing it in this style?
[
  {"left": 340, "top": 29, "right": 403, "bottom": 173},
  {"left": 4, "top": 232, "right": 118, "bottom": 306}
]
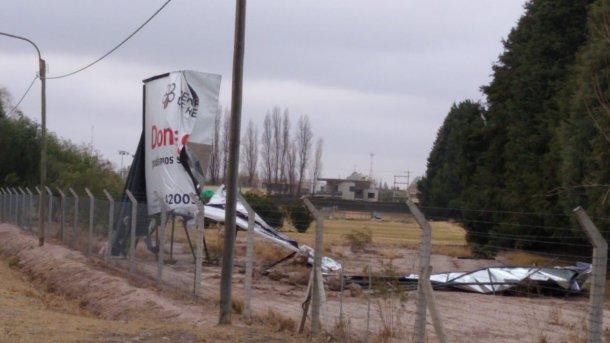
[
  {"left": 0, "top": 223, "right": 305, "bottom": 343},
  {"left": 1, "top": 220, "right": 608, "bottom": 342}
]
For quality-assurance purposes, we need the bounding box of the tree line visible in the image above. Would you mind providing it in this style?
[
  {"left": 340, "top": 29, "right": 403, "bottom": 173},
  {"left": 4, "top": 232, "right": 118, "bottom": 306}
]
[
  {"left": 0, "top": 89, "right": 123, "bottom": 197},
  {"left": 418, "top": 0, "right": 609, "bottom": 256},
  {"left": 208, "top": 106, "right": 323, "bottom": 196}
]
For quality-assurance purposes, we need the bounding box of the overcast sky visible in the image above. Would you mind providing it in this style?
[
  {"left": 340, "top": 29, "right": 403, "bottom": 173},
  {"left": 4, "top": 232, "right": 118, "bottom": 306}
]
[{"left": 1, "top": 0, "right": 526, "bottom": 184}]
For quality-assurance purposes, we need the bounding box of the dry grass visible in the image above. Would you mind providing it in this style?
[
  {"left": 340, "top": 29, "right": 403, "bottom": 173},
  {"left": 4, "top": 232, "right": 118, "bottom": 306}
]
[
  {"left": 500, "top": 251, "right": 562, "bottom": 267},
  {"left": 344, "top": 227, "right": 373, "bottom": 252},
  {"left": 288, "top": 218, "right": 467, "bottom": 249},
  {"left": 254, "top": 308, "right": 297, "bottom": 333}
]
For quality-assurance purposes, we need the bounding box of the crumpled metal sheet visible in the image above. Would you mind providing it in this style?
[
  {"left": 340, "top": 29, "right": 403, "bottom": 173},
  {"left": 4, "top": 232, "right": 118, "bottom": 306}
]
[
  {"left": 204, "top": 186, "right": 342, "bottom": 273},
  {"left": 407, "top": 262, "right": 592, "bottom": 294}
]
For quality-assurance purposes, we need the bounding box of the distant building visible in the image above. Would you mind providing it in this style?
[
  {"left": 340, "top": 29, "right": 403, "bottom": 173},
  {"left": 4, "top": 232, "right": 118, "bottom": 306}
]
[{"left": 317, "top": 172, "right": 378, "bottom": 202}]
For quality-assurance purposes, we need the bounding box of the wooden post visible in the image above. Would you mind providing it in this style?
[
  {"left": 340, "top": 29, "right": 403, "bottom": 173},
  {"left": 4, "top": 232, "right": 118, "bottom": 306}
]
[{"left": 574, "top": 206, "right": 607, "bottom": 343}]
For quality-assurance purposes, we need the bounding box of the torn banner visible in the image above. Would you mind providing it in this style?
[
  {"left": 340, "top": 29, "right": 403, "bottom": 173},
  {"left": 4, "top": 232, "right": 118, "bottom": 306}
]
[
  {"left": 205, "top": 186, "right": 342, "bottom": 273},
  {"left": 144, "top": 70, "right": 221, "bottom": 216}
]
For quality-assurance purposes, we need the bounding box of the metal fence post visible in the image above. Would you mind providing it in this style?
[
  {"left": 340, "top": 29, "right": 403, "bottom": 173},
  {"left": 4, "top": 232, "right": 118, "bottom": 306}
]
[
  {"left": 7, "top": 188, "right": 13, "bottom": 223},
  {"left": 44, "top": 186, "right": 53, "bottom": 231},
  {"left": 238, "top": 194, "right": 255, "bottom": 319},
  {"left": 156, "top": 192, "right": 166, "bottom": 284},
  {"left": 0, "top": 188, "right": 5, "bottom": 222},
  {"left": 19, "top": 187, "right": 27, "bottom": 228},
  {"left": 85, "top": 188, "right": 95, "bottom": 256},
  {"left": 125, "top": 190, "right": 137, "bottom": 273},
  {"left": 366, "top": 265, "right": 372, "bottom": 342},
  {"left": 406, "top": 199, "right": 432, "bottom": 343},
  {"left": 574, "top": 206, "right": 607, "bottom": 343},
  {"left": 25, "top": 187, "right": 33, "bottom": 231},
  {"left": 35, "top": 187, "right": 42, "bottom": 234},
  {"left": 69, "top": 188, "right": 79, "bottom": 249},
  {"left": 423, "top": 267, "right": 447, "bottom": 343},
  {"left": 11, "top": 188, "right": 17, "bottom": 224},
  {"left": 303, "top": 197, "right": 323, "bottom": 336},
  {"left": 103, "top": 190, "right": 114, "bottom": 263},
  {"left": 56, "top": 188, "right": 66, "bottom": 241},
  {"left": 194, "top": 193, "right": 205, "bottom": 298},
  {"left": 14, "top": 188, "right": 21, "bottom": 227}
]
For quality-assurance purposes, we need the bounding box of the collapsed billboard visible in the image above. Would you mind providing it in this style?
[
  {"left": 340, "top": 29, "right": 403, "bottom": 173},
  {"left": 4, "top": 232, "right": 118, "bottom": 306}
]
[{"left": 144, "top": 71, "right": 221, "bottom": 215}]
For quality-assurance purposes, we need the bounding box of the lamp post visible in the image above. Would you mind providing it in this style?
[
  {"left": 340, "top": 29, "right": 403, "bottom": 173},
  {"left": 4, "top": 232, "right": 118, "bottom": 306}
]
[
  {"left": 0, "top": 32, "right": 47, "bottom": 246},
  {"left": 118, "top": 150, "right": 130, "bottom": 180}
]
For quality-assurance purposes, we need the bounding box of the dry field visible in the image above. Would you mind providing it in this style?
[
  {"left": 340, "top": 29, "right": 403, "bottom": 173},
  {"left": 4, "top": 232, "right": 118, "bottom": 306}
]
[{"left": 1, "top": 214, "right": 607, "bottom": 342}]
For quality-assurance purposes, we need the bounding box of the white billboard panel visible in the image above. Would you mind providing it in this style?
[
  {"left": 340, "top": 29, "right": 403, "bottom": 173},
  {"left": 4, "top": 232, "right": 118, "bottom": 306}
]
[{"left": 144, "top": 71, "right": 221, "bottom": 215}]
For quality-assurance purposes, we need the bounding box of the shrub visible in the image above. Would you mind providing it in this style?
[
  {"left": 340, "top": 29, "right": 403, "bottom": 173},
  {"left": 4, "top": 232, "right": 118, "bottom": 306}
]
[
  {"left": 286, "top": 200, "right": 313, "bottom": 233},
  {"left": 242, "top": 191, "right": 284, "bottom": 228},
  {"left": 343, "top": 227, "right": 373, "bottom": 252}
]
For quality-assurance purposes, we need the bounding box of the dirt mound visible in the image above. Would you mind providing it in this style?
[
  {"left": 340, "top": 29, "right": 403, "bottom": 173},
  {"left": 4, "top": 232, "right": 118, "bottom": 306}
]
[{"left": 0, "top": 224, "right": 203, "bottom": 323}]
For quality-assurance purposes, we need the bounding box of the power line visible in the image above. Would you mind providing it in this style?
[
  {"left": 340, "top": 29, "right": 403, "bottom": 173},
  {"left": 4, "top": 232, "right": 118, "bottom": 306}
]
[
  {"left": 6, "top": 75, "right": 38, "bottom": 116},
  {"left": 46, "top": 0, "right": 173, "bottom": 80}
]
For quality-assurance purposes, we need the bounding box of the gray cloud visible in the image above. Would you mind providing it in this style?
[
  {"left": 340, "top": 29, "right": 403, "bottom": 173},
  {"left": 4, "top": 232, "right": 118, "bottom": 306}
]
[{"left": 1, "top": 0, "right": 525, "bottom": 182}]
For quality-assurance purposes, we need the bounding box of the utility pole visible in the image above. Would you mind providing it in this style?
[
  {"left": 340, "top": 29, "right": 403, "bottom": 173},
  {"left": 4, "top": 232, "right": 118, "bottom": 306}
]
[
  {"left": 0, "top": 32, "right": 46, "bottom": 246},
  {"left": 118, "top": 150, "right": 130, "bottom": 180},
  {"left": 219, "top": 0, "right": 247, "bottom": 325}
]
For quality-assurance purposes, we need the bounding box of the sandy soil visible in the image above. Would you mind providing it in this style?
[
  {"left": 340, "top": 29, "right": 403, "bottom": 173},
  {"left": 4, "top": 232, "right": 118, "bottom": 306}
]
[
  {"left": 1, "top": 223, "right": 607, "bottom": 342},
  {"left": 0, "top": 223, "right": 304, "bottom": 342}
]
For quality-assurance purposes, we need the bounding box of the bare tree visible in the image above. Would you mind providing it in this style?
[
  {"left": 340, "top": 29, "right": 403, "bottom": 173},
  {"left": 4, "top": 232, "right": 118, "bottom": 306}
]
[
  {"left": 261, "top": 112, "right": 273, "bottom": 191},
  {"left": 221, "top": 107, "right": 231, "bottom": 183},
  {"left": 208, "top": 105, "right": 222, "bottom": 184},
  {"left": 241, "top": 119, "right": 259, "bottom": 187},
  {"left": 286, "top": 139, "right": 298, "bottom": 195},
  {"left": 271, "top": 106, "right": 282, "bottom": 183},
  {"left": 296, "top": 115, "right": 313, "bottom": 195},
  {"left": 279, "top": 109, "right": 290, "bottom": 184},
  {"left": 311, "top": 138, "right": 323, "bottom": 194}
]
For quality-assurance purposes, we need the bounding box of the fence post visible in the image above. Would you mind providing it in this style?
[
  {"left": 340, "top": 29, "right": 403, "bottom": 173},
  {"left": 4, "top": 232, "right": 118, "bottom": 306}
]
[
  {"left": 56, "top": 188, "right": 66, "bottom": 241},
  {"left": 194, "top": 193, "right": 205, "bottom": 298},
  {"left": 69, "top": 188, "right": 79, "bottom": 249},
  {"left": 44, "top": 186, "right": 53, "bottom": 232},
  {"left": 406, "top": 199, "right": 432, "bottom": 343},
  {"left": 155, "top": 192, "right": 166, "bottom": 284},
  {"left": 125, "top": 190, "right": 137, "bottom": 273},
  {"left": 6, "top": 188, "right": 12, "bottom": 223},
  {"left": 35, "top": 187, "right": 42, "bottom": 234},
  {"left": 85, "top": 188, "right": 95, "bottom": 256},
  {"left": 339, "top": 261, "right": 344, "bottom": 325},
  {"left": 366, "top": 265, "right": 372, "bottom": 342},
  {"left": 237, "top": 193, "right": 255, "bottom": 319},
  {"left": 573, "top": 206, "right": 607, "bottom": 343},
  {"left": 19, "top": 187, "right": 27, "bottom": 228},
  {"left": 25, "top": 187, "right": 33, "bottom": 231},
  {"left": 11, "top": 188, "right": 17, "bottom": 224},
  {"left": 303, "top": 197, "right": 323, "bottom": 336},
  {"left": 103, "top": 190, "right": 114, "bottom": 263},
  {"left": 0, "top": 188, "right": 5, "bottom": 222},
  {"left": 14, "top": 188, "right": 21, "bottom": 227},
  {"left": 422, "top": 266, "right": 447, "bottom": 343}
]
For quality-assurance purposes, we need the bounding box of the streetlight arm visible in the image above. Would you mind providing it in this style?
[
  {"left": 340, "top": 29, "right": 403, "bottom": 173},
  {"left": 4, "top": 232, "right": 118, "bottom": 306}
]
[{"left": 0, "top": 32, "right": 42, "bottom": 61}]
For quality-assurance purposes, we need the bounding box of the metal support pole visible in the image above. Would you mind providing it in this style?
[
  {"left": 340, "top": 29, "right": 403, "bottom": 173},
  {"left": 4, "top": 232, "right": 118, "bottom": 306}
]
[
  {"left": 15, "top": 188, "right": 21, "bottom": 226},
  {"left": 103, "top": 190, "right": 114, "bottom": 263},
  {"left": 366, "top": 266, "right": 371, "bottom": 343},
  {"left": 406, "top": 199, "right": 432, "bottom": 343},
  {"left": 35, "top": 187, "right": 42, "bottom": 234},
  {"left": 219, "top": 0, "right": 247, "bottom": 325},
  {"left": 85, "top": 188, "right": 94, "bottom": 256},
  {"left": 56, "top": 188, "right": 66, "bottom": 241},
  {"left": 9, "top": 188, "right": 16, "bottom": 224},
  {"left": 125, "top": 190, "right": 137, "bottom": 273},
  {"left": 237, "top": 194, "right": 255, "bottom": 319},
  {"left": 194, "top": 194, "right": 205, "bottom": 298},
  {"left": 44, "top": 186, "right": 53, "bottom": 234},
  {"left": 69, "top": 188, "right": 79, "bottom": 249},
  {"left": 156, "top": 193, "right": 166, "bottom": 284},
  {"left": 26, "top": 187, "right": 33, "bottom": 231},
  {"left": 574, "top": 206, "right": 607, "bottom": 343},
  {"left": 303, "top": 197, "right": 323, "bottom": 336}
]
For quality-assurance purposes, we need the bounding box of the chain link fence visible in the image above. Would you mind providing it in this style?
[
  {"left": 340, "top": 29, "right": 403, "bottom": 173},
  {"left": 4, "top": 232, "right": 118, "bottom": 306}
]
[{"left": 0, "top": 186, "right": 607, "bottom": 341}]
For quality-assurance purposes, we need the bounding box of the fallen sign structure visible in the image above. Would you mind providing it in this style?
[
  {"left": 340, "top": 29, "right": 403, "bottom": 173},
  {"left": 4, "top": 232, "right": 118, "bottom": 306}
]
[
  {"left": 204, "top": 185, "right": 342, "bottom": 274},
  {"left": 346, "top": 262, "right": 592, "bottom": 296}
]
